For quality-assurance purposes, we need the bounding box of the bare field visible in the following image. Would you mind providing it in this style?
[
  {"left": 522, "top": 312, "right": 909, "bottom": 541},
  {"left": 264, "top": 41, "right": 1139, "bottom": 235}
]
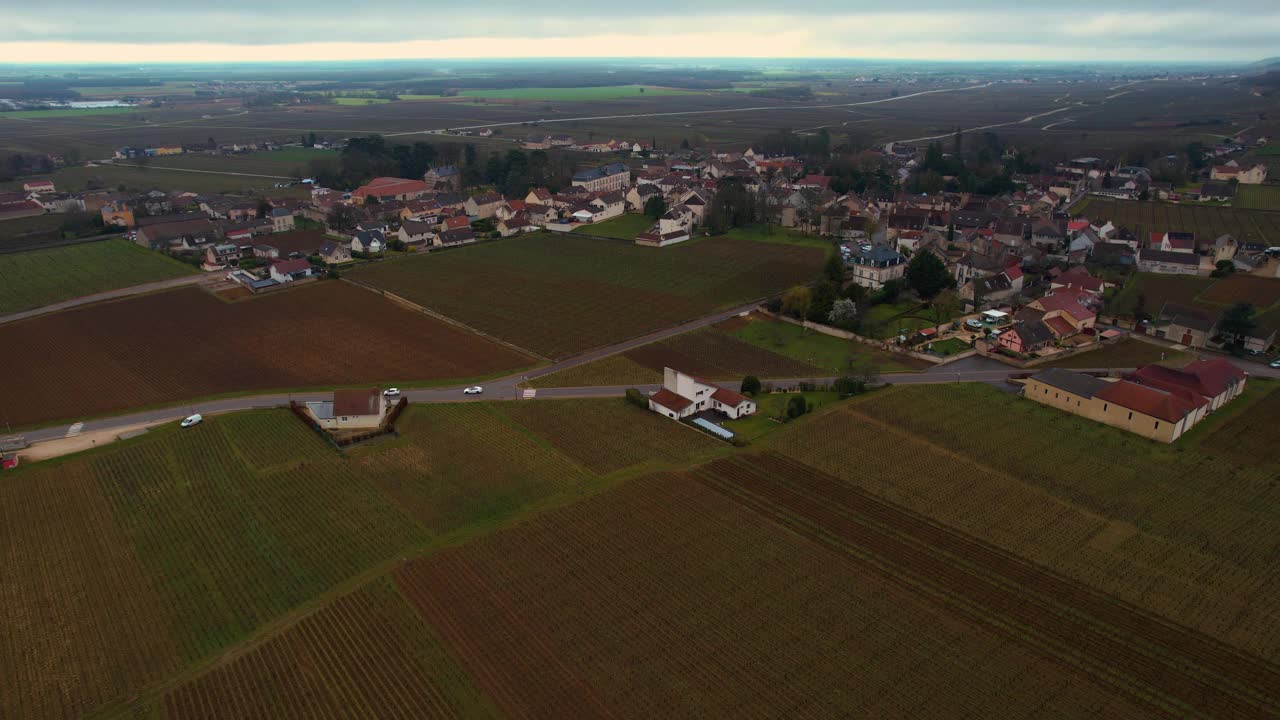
[{"left": 0, "top": 281, "right": 534, "bottom": 428}]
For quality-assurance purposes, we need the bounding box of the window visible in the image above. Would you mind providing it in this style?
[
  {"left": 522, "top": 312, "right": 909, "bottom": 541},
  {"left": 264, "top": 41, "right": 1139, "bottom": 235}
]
[
  {"left": 341, "top": 416, "right": 348, "bottom": 421},
  {"left": 1044, "top": 389, "right": 1048, "bottom": 395},
  {"left": 1103, "top": 403, "right": 1108, "bottom": 412},
  {"left": 1154, "top": 422, "right": 1160, "bottom": 430},
  {"left": 1127, "top": 412, "right": 1133, "bottom": 420}
]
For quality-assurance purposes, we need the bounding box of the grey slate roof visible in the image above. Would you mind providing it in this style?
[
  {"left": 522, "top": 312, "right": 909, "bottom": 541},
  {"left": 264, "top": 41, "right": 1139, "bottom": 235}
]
[{"left": 1030, "top": 368, "right": 1109, "bottom": 398}]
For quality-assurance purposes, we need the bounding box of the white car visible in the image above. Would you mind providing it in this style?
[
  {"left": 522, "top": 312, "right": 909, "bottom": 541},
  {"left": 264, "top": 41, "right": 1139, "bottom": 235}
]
[
  {"left": 383, "top": 388, "right": 401, "bottom": 397},
  {"left": 463, "top": 386, "right": 484, "bottom": 395},
  {"left": 180, "top": 414, "right": 203, "bottom": 428},
  {"left": 965, "top": 319, "right": 984, "bottom": 330}
]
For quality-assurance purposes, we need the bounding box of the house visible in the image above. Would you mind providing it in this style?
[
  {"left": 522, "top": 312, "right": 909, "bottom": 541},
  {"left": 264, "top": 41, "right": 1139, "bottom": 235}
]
[
  {"left": 22, "top": 179, "right": 55, "bottom": 194},
  {"left": 100, "top": 200, "right": 136, "bottom": 227},
  {"left": 318, "top": 241, "right": 352, "bottom": 264},
  {"left": 571, "top": 162, "right": 630, "bottom": 192},
  {"left": 1026, "top": 292, "right": 1097, "bottom": 337},
  {"left": 397, "top": 219, "right": 435, "bottom": 246},
  {"left": 1152, "top": 231, "right": 1195, "bottom": 254},
  {"left": 496, "top": 212, "right": 538, "bottom": 237},
  {"left": 588, "top": 192, "right": 627, "bottom": 222},
  {"left": 626, "top": 184, "right": 662, "bottom": 212},
  {"left": 1210, "top": 163, "right": 1267, "bottom": 184},
  {"left": 270, "top": 207, "right": 295, "bottom": 233},
  {"left": 1138, "top": 248, "right": 1205, "bottom": 276},
  {"left": 1154, "top": 302, "right": 1217, "bottom": 348},
  {"left": 424, "top": 165, "right": 461, "bottom": 190},
  {"left": 495, "top": 200, "right": 527, "bottom": 222},
  {"left": 305, "top": 388, "right": 389, "bottom": 430},
  {"left": 437, "top": 227, "right": 476, "bottom": 247},
  {"left": 847, "top": 244, "right": 906, "bottom": 290},
  {"left": 996, "top": 319, "right": 1055, "bottom": 354},
  {"left": 135, "top": 217, "right": 218, "bottom": 251},
  {"left": 464, "top": 191, "right": 503, "bottom": 220},
  {"left": 269, "top": 258, "right": 313, "bottom": 283},
  {"left": 647, "top": 368, "right": 757, "bottom": 421},
  {"left": 1212, "top": 235, "right": 1238, "bottom": 264},
  {"left": 1050, "top": 267, "right": 1105, "bottom": 296},
  {"left": 1198, "top": 181, "right": 1236, "bottom": 202},
  {"left": 525, "top": 188, "right": 553, "bottom": 206},
  {"left": 1025, "top": 367, "right": 1207, "bottom": 443},
  {"left": 351, "top": 228, "right": 385, "bottom": 254},
  {"left": 635, "top": 230, "right": 691, "bottom": 247},
  {"left": 352, "top": 177, "right": 430, "bottom": 205},
  {"left": 203, "top": 243, "right": 242, "bottom": 269}
]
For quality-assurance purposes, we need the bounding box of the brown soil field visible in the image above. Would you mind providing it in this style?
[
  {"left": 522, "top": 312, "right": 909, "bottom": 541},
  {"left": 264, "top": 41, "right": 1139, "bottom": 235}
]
[
  {"left": 623, "top": 327, "right": 822, "bottom": 380},
  {"left": 393, "top": 471, "right": 1161, "bottom": 718},
  {"left": 1198, "top": 274, "right": 1280, "bottom": 308},
  {"left": 0, "top": 281, "right": 533, "bottom": 428},
  {"left": 1200, "top": 382, "right": 1280, "bottom": 465}
]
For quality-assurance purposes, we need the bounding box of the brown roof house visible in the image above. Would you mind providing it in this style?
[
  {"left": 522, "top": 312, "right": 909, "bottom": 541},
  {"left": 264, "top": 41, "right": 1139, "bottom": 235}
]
[
  {"left": 648, "top": 368, "right": 756, "bottom": 422},
  {"left": 306, "top": 387, "right": 389, "bottom": 430}
]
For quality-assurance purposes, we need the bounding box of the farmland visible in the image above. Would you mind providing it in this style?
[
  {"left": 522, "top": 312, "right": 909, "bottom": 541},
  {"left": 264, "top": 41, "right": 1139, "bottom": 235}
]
[
  {"left": 0, "top": 281, "right": 535, "bottom": 429},
  {"left": 17, "top": 164, "right": 309, "bottom": 196},
  {"left": 1235, "top": 185, "right": 1280, "bottom": 211},
  {"left": 348, "top": 233, "right": 825, "bottom": 359},
  {"left": 391, "top": 471, "right": 1163, "bottom": 718},
  {"left": 1040, "top": 338, "right": 1192, "bottom": 368},
  {"left": 528, "top": 314, "right": 922, "bottom": 388},
  {"left": 147, "top": 147, "right": 337, "bottom": 176},
  {"left": 1071, "top": 196, "right": 1280, "bottom": 245},
  {"left": 0, "top": 238, "right": 196, "bottom": 314},
  {"left": 0, "top": 106, "right": 143, "bottom": 119},
  {"left": 458, "top": 85, "right": 699, "bottom": 101},
  {"left": 1, "top": 396, "right": 725, "bottom": 718},
  {"left": 770, "top": 382, "right": 1280, "bottom": 664},
  {"left": 1110, "top": 271, "right": 1280, "bottom": 333},
  {"left": 573, "top": 212, "right": 652, "bottom": 239}
]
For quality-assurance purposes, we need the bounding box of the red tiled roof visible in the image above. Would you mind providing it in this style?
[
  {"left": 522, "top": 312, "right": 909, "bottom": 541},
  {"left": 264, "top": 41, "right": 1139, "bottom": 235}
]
[
  {"left": 354, "top": 177, "right": 428, "bottom": 199},
  {"left": 333, "top": 388, "right": 382, "bottom": 417},
  {"left": 1067, "top": 220, "right": 1089, "bottom": 231},
  {"left": 444, "top": 216, "right": 470, "bottom": 230},
  {"left": 649, "top": 388, "right": 693, "bottom": 413},
  {"left": 1003, "top": 265, "right": 1024, "bottom": 280},
  {"left": 1182, "top": 358, "right": 1247, "bottom": 397},
  {"left": 1044, "top": 315, "right": 1075, "bottom": 337},
  {"left": 1128, "top": 365, "right": 1216, "bottom": 405},
  {"left": 1149, "top": 232, "right": 1164, "bottom": 245},
  {"left": 1094, "top": 380, "right": 1200, "bottom": 424},
  {"left": 1055, "top": 268, "right": 1103, "bottom": 291},
  {"left": 272, "top": 258, "right": 311, "bottom": 274},
  {"left": 1035, "top": 292, "right": 1096, "bottom": 321},
  {"left": 711, "top": 387, "right": 750, "bottom": 407}
]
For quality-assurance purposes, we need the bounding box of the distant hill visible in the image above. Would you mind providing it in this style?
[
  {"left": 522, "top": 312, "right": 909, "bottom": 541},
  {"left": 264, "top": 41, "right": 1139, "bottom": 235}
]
[{"left": 1247, "top": 57, "right": 1280, "bottom": 70}]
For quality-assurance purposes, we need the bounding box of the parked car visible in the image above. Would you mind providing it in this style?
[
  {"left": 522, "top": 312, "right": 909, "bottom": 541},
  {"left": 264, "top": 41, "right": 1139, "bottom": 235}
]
[
  {"left": 463, "top": 386, "right": 484, "bottom": 395},
  {"left": 180, "top": 414, "right": 203, "bottom": 428},
  {"left": 965, "top": 318, "right": 984, "bottom": 330},
  {"left": 383, "top": 388, "right": 401, "bottom": 397},
  {"left": 1270, "top": 358, "right": 1280, "bottom": 369}
]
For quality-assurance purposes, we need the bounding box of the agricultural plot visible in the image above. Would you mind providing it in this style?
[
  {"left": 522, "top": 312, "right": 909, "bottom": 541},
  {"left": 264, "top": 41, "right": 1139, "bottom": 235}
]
[
  {"left": 148, "top": 147, "right": 337, "bottom": 176},
  {"left": 1199, "top": 381, "right": 1280, "bottom": 465},
  {"left": 496, "top": 399, "right": 719, "bottom": 475},
  {"left": 348, "top": 234, "right": 825, "bottom": 359},
  {"left": 572, "top": 212, "right": 652, "bottom": 239},
  {"left": 458, "top": 85, "right": 697, "bottom": 101},
  {"left": 393, "top": 471, "right": 1161, "bottom": 718},
  {"left": 623, "top": 326, "right": 825, "bottom": 380},
  {"left": 161, "top": 579, "right": 497, "bottom": 720},
  {"left": 1109, "top": 272, "right": 1214, "bottom": 316},
  {"left": 771, "top": 383, "right": 1280, "bottom": 663},
  {"left": 1072, "top": 196, "right": 1280, "bottom": 245},
  {"left": 0, "top": 281, "right": 534, "bottom": 428},
  {"left": 1110, "top": 272, "right": 1280, "bottom": 333},
  {"left": 1040, "top": 338, "right": 1192, "bottom": 369},
  {"left": 1198, "top": 273, "right": 1280, "bottom": 307},
  {"left": 1235, "top": 185, "right": 1280, "bottom": 211},
  {"left": 729, "top": 313, "right": 930, "bottom": 372},
  {"left": 527, "top": 354, "right": 662, "bottom": 388},
  {"left": 0, "top": 238, "right": 196, "bottom": 314}
]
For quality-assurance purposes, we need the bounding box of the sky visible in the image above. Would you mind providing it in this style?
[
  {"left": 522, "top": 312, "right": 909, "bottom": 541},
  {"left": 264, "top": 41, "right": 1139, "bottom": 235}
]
[{"left": 2, "top": 1, "right": 1278, "bottom": 65}]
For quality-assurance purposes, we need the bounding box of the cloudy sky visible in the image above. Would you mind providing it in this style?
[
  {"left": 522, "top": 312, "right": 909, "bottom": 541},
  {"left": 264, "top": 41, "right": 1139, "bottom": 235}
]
[{"left": 2, "top": 1, "right": 1277, "bottom": 64}]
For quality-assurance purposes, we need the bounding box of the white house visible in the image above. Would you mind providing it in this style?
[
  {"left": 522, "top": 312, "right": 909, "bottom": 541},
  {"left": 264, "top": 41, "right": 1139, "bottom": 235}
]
[
  {"left": 648, "top": 367, "right": 757, "bottom": 420},
  {"left": 269, "top": 258, "right": 312, "bottom": 283},
  {"left": 351, "top": 228, "right": 385, "bottom": 253}
]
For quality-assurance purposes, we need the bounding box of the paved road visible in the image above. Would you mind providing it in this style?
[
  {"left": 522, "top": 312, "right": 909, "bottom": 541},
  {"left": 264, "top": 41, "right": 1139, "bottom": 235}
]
[{"left": 0, "top": 273, "right": 210, "bottom": 325}]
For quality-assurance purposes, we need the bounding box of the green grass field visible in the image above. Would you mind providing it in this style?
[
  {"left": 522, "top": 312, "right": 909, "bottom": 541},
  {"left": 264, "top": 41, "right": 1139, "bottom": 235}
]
[
  {"left": 69, "top": 82, "right": 196, "bottom": 98},
  {"left": 723, "top": 390, "right": 839, "bottom": 440},
  {"left": 1040, "top": 338, "right": 1193, "bottom": 369},
  {"left": 729, "top": 315, "right": 928, "bottom": 372},
  {"left": 573, "top": 213, "right": 652, "bottom": 239},
  {"left": 0, "top": 238, "right": 197, "bottom": 315},
  {"left": 349, "top": 233, "right": 825, "bottom": 359},
  {"left": 0, "top": 106, "right": 144, "bottom": 119},
  {"left": 458, "top": 85, "right": 697, "bottom": 101},
  {"left": 721, "top": 224, "right": 833, "bottom": 250},
  {"left": 148, "top": 147, "right": 336, "bottom": 176},
  {"left": 34, "top": 163, "right": 310, "bottom": 196},
  {"left": 1235, "top": 184, "right": 1280, "bottom": 211}
]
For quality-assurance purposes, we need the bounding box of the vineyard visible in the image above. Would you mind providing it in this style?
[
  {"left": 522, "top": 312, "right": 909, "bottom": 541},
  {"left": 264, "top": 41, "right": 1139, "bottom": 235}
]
[
  {"left": 347, "top": 233, "right": 826, "bottom": 358},
  {"left": 391, "top": 471, "right": 1161, "bottom": 718},
  {"left": 768, "top": 383, "right": 1280, "bottom": 661},
  {"left": 1199, "top": 381, "right": 1280, "bottom": 464},
  {"left": 0, "top": 281, "right": 535, "bottom": 428},
  {"left": 161, "top": 579, "right": 497, "bottom": 719},
  {"left": 1197, "top": 273, "right": 1280, "bottom": 307},
  {"left": 1108, "top": 272, "right": 1280, "bottom": 335},
  {"left": 1072, "top": 196, "right": 1280, "bottom": 245},
  {"left": 0, "top": 238, "right": 196, "bottom": 315}
]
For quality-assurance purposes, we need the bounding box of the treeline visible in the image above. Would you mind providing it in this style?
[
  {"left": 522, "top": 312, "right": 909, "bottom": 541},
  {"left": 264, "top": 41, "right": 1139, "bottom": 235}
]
[
  {"left": 0, "top": 153, "right": 56, "bottom": 182},
  {"left": 306, "top": 134, "right": 576, "bottom": 194},
  {"left": 908, "top": 132, "right": 1034, "bottom": 195}
]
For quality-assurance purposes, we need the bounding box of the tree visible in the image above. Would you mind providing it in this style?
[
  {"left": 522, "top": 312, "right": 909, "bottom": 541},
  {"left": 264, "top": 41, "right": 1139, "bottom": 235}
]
[
  {"left": 932, "top": 288, "right": 963, "bottom": 322},
  {"left": 824, "top": 253, "right": 846, "bottom": 284},
  {"left": 827, "top": 297, "right": 859, "bottom": 330},
  {"left": 781, "top": 285, "right": 812, "bottom": 319},
  {"left": 624, "top": 388, "right": 648, "bottom": 409},
  {"left": 256, "top": 199, "right": 273, "bottom": 218},
  {"left": 785, "top": 395, "right": 808, "bottom": 419},
  {"left": 680, "top": 138, "right": 690, "bottom": 150},
  {"left": 904, "top": 250, "right": 954, "bottom": 301},
  {"left": 740, "top": 376, "right": 762, "bottom": 395},
  {"left": 643, "top": 195, "right": 667, "bottom": 220},
  {"left": 1219, "top": 302, "right": 1257, "bottom": 350},
  {"left": 327, "top": 204, "right": 360, "bottom": 232},
  {"left": 806, "top": 282, "right": 838, "bottom": 323},
  {"left": 833, "top": 375, "right": 865, "bottom": 397},
  {"left": 1211, "top": 259, "right": 1236, "bottom": 278}
]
